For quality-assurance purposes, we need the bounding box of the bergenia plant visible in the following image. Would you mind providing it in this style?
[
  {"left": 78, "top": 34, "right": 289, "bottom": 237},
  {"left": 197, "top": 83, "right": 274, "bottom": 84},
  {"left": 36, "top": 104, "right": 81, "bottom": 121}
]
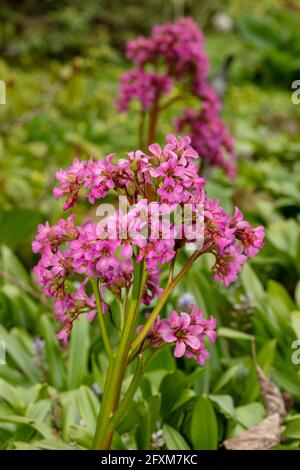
[
  {"left": 117, "top": 17, "right": 237, "bottom": 178},
  {"left": 33, "top": 132, "right": 264, "bottom": 449}
]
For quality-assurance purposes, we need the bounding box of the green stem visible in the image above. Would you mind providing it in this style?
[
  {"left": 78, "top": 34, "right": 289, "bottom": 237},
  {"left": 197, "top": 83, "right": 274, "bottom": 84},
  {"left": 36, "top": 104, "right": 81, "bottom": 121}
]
[
  {"left": 91, "top": 278, "right": 113, "bottom": 360},
  {"left": 107, "top": 354, "right": 144, "bottom": 430},
  {"left": 147, "top": 94, "right": 160, "bottom": 146},
  {"left": 92, "top": 259, "right": 145, "bottom": 450},
  {"left": 138, "top": 109, "right": 146, "bottom": 151},
  {"left": 129, "top": 250, "right": 201, "bottom": 358}
]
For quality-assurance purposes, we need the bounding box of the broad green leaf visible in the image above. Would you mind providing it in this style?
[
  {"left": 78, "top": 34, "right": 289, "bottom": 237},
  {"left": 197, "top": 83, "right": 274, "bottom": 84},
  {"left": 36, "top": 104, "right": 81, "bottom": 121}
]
[
  {"left": 267, "top": 280, "right": 295, "bottom": 324},
  {"left": 68, "top": 424, "right": 93, "bottom": 449},
  {"left": 136, "top": 399, "right": 151, "bottom": 450},
  {"left": 0, "top": 324, "right": 41, "bottom": 382},
  {"left": 272, "top": 368, "right": 300, "bottom": 398},
  {"left": 0, "top": 245, "right": 29, "bottom": 282},
  {"left": 284, "top": 415, "right": 300, "bottom": 440},
  {"left": 39, "top": 315, "right": 66, "bottom": 390},
  {"left": 76, "top": 386, "right": 99, "bottom": 431},
  {"left": 35, "top": 439, "right": 73, "bottom": 450},
  {"left": 163, "top": 424, "right": 190, "bottom": 450},
  {"left": 0, "top": 210, "right": 40, "bottom": 249},
  {"left": 217, "top": 327, "right": 254, "bottom": 341},
  {"left": 170, "top": 389, "right": 195, "bottom": 413},
  {"left": 236, "top": 402, "right": 265, "bottom": 429},
  {"left": 214, "top": 364, "right": 244, "bottom": 392},
  {"left": 208, "top": 394, "right": 236, "bottom": 419},
  {"left": 26, "top": 399, "right": 52, "bottom": 422},
  {"left": 241, "top": 263, "right": 264, "bottom": 304},
  {"left": 0, "top": 378, "right": 25, "bottom": 413},
  {"left": 0, "top": 415, "right": 54, "bottom": 439},
  {"left": 242, "top": 339, "right": 277, "bottom": 403},
  {"left": 159, "top": 370, "right": 185, "bottom": 419},
  {"left": 61, "top": 399, "right": 79, "bottom": 442},
  {"left": 191, "top": 395, "right": 218, "bottom": 450},
  {"left": 67, "top": 315, "right": 90, "bottom": 389},
  {"left": 291, "top": 311, "right": 300, "bottom": 339}
]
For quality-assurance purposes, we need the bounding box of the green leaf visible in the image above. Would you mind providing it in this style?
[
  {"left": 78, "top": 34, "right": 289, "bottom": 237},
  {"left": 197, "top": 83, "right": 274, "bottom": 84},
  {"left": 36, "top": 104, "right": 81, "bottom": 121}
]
[
  {"left": 0, "top": 210, "right": 40, "bottom": 249},
  {"left": 0, "top": 245, "right": 29, "bottom": 282},
  {"left": 34, "top": 439, "right": 73, "bottom": 450},
  {"left": 267, "top": 280, "right": 295, "bottom": 324},
  {"left": 61, "top": 398, "right": 79, "bottom": 442},
  {"left": 272, "top": 368, "right": 300, "bottom": 399},
  {"left": 170, "top": 389, "right": 195, "bottom": 413},
  {"left": 208, "top": 394, "right": 236, "bottom": 419},
  {"left": 291, "top": 311, "right": 300, "bottom": 339},
  {"left": 236, "top": 402, "right": 265, "bottom": 429},
  {"left": 26, "top": 399, "right": 52, "bottom": 422},
  {"left": 284, "top": 415, "right": 300, "bottom": 440},
  {"left": 163, "top": 424, "right": 190, "bottom": 450},
  {"left": 0, "top": 415, "right": 54, "bottom": 439},
  {"left": 191, "top": 395, "right": 218, "bottom": 450},
  {"left": 68, "top": 425, "right": 93, "bottom": 449},
  {"left": 136, "top": 399, "right": 151, "bottom": 450},
  {"left": 217, "top": 327, "right": 254, "bottom": 341},
  {"left": 241, "top": 264, "right": 265, "bottom": 304},
  {"left": 76, "top": 386, "right": 99, "bottom": 431},
  {"left": 159, "top": 370, "right": 185, "bottom": 419},
  {"left": 67, "top": 315, "right": 90, "bottom": 389},
  {"left": 0, "top": 324, "right": 41, "bottom": 382},
  {"left": 0, "top": 378, "right": 25, "bottom": 413},
  {"left": 39, "top": 315, "right": 66, "bottom": 390},
  {"left": 242, "top": 339, "right": 277, "bottom": 403},
  {"left": 214, "top": 364, "right": 244, "bottom": 392}
]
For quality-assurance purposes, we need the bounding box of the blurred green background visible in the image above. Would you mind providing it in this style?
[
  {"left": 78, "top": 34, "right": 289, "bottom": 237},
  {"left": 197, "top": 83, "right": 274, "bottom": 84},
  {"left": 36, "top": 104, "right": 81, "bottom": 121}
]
[{"left": 0, "top": 0, "right": 300, "bottom": 451}]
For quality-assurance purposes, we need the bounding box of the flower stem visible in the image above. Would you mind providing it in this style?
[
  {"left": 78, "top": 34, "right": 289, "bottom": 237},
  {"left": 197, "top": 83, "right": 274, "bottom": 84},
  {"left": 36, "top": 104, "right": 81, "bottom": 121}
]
[
  {"left": 129, "top": 250, "right": 201, "bottom": 358},
  {"left": 92, "top": 259, "right": 145, "bottom": 450},
  {"left": 91, "top": 278, "right": 113, "bottom": 361},
  {"left": 107, "top": 354, "right": 144, "bottom": 431},
  {"left": 147, "top": 95, "right": 160, "bottom": 146}
]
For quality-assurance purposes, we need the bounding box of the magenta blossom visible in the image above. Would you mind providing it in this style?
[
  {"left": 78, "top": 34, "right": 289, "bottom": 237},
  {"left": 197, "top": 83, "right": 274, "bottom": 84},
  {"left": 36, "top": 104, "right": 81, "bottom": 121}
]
[
  {"left": 118, "top": 18, "right": 236, "bottom": 178},
  {"left": 140, "top": 307, "right": 217, "bottom": 365},
  {"left": 159, "top": 311, "right": 203, "bottom": 357}
]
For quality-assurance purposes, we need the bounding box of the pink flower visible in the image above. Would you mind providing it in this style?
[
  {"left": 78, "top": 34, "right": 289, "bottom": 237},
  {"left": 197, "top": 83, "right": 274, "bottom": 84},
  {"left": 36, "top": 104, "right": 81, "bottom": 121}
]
[
  {"left": 175, "top": 107, "right": 237, "bottom": 179},
  {"left": 32, "top": 215, "right": 78, "bottom": 254},
  {"left": 126, "top": 36, "right": 157, "bottom": 67},
  {"left": 117, "top": 70, "right": 171, "bottom": 113},
  {"left": 230, "top": 207, "right": 265, "bottom": 257},
  {"left": 159, "top": 311, "right": 202, "bottom": 357},
  {"left": 56, "top": 327, "right": 70, "bottom": 345},
  {"left": 140, "top": 307, "right": 217, "bottom": 365},
  {"left": 53, "top": 158, "right": 87, "bottom": 210}
]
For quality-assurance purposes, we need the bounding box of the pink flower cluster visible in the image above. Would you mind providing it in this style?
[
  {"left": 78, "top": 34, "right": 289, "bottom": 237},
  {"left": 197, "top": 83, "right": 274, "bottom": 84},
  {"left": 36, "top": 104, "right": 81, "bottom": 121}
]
[
  {"left": 144, "top": 306, "right": 217, "bottom": 365},
  {"left": 117, "top": 70, "right": 171, "bottom": 113},
  {"left": 53, "top": 134, "right": 205, "bottom": 209},
  {"left": 126, "top": 18, "right": 209, "bottom": 83},
  {"left": 117, "top": 18, "right": 236, "bottom": 177},
  {"left": 33, "top": 134, "right": 264, "bottom": 345},
  {"left": 204, "top": 200, "right": 264, "bottom": 287},
  {"left": 175, "top": 84, "right": 237, "bottom": 179}
]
